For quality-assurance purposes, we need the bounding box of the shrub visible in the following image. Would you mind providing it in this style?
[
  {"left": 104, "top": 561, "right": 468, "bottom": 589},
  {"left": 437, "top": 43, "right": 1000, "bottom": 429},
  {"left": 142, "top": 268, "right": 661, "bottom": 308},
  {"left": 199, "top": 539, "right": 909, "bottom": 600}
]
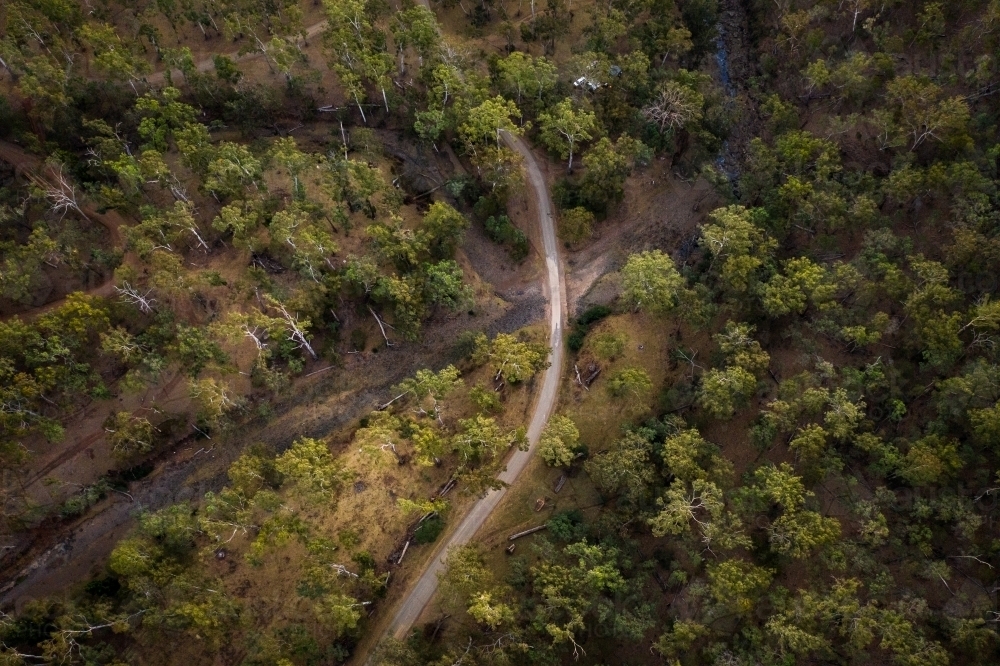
[
  {"left": 414, "top": 516, "right": 444, "bottom": 544},
  {"left": 484, "top": 214, "right": 529, "bottom": 261}
]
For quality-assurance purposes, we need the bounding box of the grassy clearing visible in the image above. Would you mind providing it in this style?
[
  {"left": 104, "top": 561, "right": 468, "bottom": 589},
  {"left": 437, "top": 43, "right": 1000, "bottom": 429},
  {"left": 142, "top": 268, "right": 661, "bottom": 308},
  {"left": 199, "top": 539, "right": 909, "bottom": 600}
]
[{"left": 563, "top": 311, "right": 680, "bottom": 451}]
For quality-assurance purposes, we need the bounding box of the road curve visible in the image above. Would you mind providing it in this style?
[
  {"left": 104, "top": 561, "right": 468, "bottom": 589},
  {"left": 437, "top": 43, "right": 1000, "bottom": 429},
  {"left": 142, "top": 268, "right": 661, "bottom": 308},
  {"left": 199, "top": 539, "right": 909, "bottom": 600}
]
[{"left": 383, "top": 132, "right": 566, "bottom": 642}]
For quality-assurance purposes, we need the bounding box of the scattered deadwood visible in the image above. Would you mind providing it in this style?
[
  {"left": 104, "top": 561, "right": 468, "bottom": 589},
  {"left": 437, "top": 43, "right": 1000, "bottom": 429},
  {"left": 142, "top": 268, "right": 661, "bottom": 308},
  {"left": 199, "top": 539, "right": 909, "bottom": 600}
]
[
  {"left": 250, "top": 253, "right": 284, "bottom": 273},
  {"left": 430, "top": 615, "right": 451, "bottom": 642},
  {"left": 554, "top": 474, "right": 567, "bottom": 493},
  {"left": 369, "top": 305, "right": 394, "bottom": 347},
  {"left": 396, "top": 540, "right": 411, "bottom": 565},
  {"left": 583, "top": 364, "right": 601, "bottom": 386},
  {"left": 505, "top": 543, "right": 516, "bottom": 555},
  {"left": 433, "top": 478, "right": 457, "bottom": 499},
  {"left": 272, "top": 301, "right": 318, "bottom": 359},
  {"left": 508, "top": 524, "right": 547, "bottom": 541},
  {"left": 574, "top": 364, "right": 588, "bottom": 391},
  {"left": 378, "top": 390, "right": 408, "bottom": 411},
  {"left": 534, "top": 497, "right": 546, "bottom": 512}
]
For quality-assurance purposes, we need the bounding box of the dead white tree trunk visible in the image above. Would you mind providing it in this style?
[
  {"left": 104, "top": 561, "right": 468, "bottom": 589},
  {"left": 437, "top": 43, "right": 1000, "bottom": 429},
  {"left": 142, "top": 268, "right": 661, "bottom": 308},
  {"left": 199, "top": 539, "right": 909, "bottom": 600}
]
[
  {"left": 396, "top": 539, "right": 410, "bottom": 564},
  {"left": 330, "top": 564, "right": 359, "bottom": 578},
  {"left": 115, "top": 282, "right": 156, "bottom": 314},
  {"left": 368, "top": 305, "right": 394, "bottom": 347},
  {"left": 508, "top": 524, "right": 547, "bottom": 540},
  {"left": 242, "top": 325, "right": 268, "bottom": 350},
  {"left": 189, "top": 225, "right": 210, "bottom": 250},
  {"left": 34, "top": 167, "right": 90, "bottom": 222},
  {"left": 274, "top": 302, "right": 318, "bottom": 359}
]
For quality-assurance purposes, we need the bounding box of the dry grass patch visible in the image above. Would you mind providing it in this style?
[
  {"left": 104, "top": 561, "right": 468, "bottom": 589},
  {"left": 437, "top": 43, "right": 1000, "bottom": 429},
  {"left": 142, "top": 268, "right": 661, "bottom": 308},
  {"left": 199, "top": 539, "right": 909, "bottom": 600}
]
[{"left": 562, "top": 311, "right": 679, "bottom": 451}]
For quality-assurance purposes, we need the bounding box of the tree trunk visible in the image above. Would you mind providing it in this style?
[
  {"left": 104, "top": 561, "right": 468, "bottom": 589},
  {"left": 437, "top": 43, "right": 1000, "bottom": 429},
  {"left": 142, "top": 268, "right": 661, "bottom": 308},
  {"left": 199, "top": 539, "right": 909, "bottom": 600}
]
[{"left": 355, "top": 93, "right": 367, "bottom": 123}]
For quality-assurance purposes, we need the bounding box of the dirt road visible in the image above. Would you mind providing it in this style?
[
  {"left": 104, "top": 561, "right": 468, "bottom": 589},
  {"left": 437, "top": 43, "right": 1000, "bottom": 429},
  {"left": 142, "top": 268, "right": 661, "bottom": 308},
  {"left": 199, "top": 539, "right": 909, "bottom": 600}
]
[{"left": 382, "top": 132, "right": 566, "bottom": 642}]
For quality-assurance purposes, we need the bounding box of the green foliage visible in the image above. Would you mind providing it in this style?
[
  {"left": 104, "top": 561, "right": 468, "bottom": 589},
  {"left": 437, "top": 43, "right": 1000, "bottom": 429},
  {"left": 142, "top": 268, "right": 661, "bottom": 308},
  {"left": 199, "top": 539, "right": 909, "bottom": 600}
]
[
  {"left": 585, "top": 431, "right": 656, "bottom": 506},
  {"left": 578, "top": 136, "right": 649, "bottom": 213},
  {"left": 699, "top": 365, "right": 755, "bottom": 419},
  {"left": 607, "top": 366, "right": 653, "bottom": 400},
  {"left": 471, "top": 332, "right": 549, "bottom": 383},
  {"left": 0, "top": 293, "right": 110, "bottom": 462},
  {"left": 699, "top": 205, "right": 777, "bottom": 295},
  {"left": 423, "top": 260, "right": 473, "bottom": 310},
  {"left": 188, "top": 377, "right": 239, "bottom": 426},
  {"left": 393, "top": 365, "right": 463, "bottom": 426},
  {"left": 0, "top": 226, "right": 59, "bottom": 303},
  {"left": 496, "top": 51, "right": 557, "bottom": 103},
  {"left": 897, "top": 435, "right": 962, "bottom": 487},
  {"left": 654, "top": 619, "right": 709, "bottom": 661},
  {"left": 707, "top": 560, "right": 774, "bottom": 615},
  {"left": 761, "top": 257, "right": 833, "bottom": 316},
  {"left": 539, "top": 415, "right": 580, "bottom": 467},
  {"left": 451, "top": 414, "right": 516, "bottom": 468},
  {"left": 882, "top": 75, "right": 971, "bottom": 151},
  {"left": 413, "top": 515, "right": 444, "bottom": 544},
  {"left": 529, "top": 541, "right": 652, "bottom": 653},
  {"left": 697, "top": 321, "right": 770, "bottom": 419},
  {"left": 274, "top": 437, "right": 347, "bottom": 501},
  {"left": 171, "top": 324, "right": 227, "bottom": 377},
  {"left": 537, "top": 99, "right": 599, "bottom": 171},
  {"left": 459, "top": 96, "right": 522, "bottom": 151},
  {"left": 422, "top": 201, "right": 470, "bottom": 258},
  {"left": 621, "top": 250, "right": 684, "bottom": 313},
  {"left": 9, "top": 2, "right": 1000, "bottom": 664},
  {"left": 558, "top": 206, "right": 594, "bottom": 244},
  {"left": 590, "top": 330, "right": 627, "bottom": 360},
  {"left": 469, "top": 383, "right": 502, "bottom": 413},
  {"left": 104, "top": 411, "right": 156, "bottom": 461},
  {"left": 567, "top": 304, "right": 611, "bottom": 352},
  {"left": 547, "top": 510, "right": 587, "bottom": 542},
  {"left": 483, "top": 213, "right": 529, "bottom": 260}
]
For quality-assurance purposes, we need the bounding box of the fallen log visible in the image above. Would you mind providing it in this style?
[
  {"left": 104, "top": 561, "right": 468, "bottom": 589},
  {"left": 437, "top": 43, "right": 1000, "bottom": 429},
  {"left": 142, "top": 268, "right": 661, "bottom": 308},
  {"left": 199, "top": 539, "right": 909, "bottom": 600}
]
[
  {"left": 436, "top": 478, "right": 457, "bottom": 498},
  {"left": 508, "top": 524, "right": 547, "bottom": 541},
  {"left": 417, "top": 511, "right": 438, "bottom": 525},
  {"left": 396, "top": 540, "right": 411, "bottom": 565}
]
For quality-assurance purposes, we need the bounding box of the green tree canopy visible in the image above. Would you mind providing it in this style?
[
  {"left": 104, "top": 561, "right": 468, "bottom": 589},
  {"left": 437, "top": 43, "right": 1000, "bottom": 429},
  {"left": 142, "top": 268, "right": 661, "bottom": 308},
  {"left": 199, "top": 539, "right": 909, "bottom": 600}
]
[
  {"left": 621, "top": 250, "right": 684, "bottom": 313},
  {"left": 537, "top": 99, "right": 599, "bottom": 171},
  {"left": 539, "top": 415, "right": 581, "bottom": 467}
]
